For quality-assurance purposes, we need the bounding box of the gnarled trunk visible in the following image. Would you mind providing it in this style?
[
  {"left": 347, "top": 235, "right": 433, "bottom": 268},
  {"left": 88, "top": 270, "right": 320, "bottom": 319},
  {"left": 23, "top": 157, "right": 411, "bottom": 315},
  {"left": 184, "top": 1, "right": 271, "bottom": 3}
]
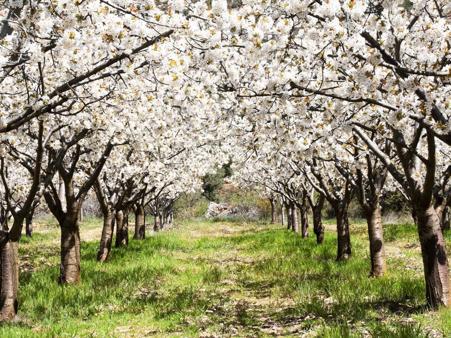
[
  {"left": 0, "top": 237, "right": 18, "bottom": 320},
  {"left": 365, "top": 203, "right": 386, "bottom": 277},
  {"left": 416, "top": 206, "right": 449, "bottom": 308},
  {"left": 60, "top": 218, "right": 81, "bottom": 284},
  {"left": 335, "top": 205, "right": 351, "bottom": 261},
  {"left": 115, "top": 210, "right": 128, "bottom": 247},
  {"left": 134, "top": 205, "right": 145, "bottom": 240},
  {"left": 97, "top": 210, "right": 115, "bottom": 262}
]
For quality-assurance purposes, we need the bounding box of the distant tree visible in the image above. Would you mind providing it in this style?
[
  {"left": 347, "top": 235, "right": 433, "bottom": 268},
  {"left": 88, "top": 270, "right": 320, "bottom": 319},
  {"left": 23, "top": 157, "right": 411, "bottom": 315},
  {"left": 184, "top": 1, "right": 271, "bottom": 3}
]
[{"left": 202, "top": 162, "right": 232, "bottom": 202}]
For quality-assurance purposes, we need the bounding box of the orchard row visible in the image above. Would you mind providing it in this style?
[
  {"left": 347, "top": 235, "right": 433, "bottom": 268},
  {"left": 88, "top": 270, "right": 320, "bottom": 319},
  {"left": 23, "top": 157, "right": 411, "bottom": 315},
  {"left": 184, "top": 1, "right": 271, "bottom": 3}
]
[{"left": 0, "top": 0, "right": 449, "bottom": 321}]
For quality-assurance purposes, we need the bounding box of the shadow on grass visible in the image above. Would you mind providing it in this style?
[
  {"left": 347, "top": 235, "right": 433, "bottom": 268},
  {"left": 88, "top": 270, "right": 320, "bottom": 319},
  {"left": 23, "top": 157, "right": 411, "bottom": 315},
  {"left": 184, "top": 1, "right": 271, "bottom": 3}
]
[
  {"left": 208, "top": 225, "right": 429, "bottom": 333},
  {"left": 9, "top": 219, "right": 444, "bottom": 337},
  {"left": 383, "top": 223, "right": 417, "bottom": 242}
]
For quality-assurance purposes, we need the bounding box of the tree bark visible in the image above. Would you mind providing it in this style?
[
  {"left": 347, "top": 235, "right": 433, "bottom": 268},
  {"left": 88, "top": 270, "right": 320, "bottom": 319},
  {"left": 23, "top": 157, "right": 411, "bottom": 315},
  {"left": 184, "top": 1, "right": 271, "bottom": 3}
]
[
  {"left": 300, "top": 195, "right": 309, "bottom": 238},
  {"left": 416, "top": 206, "right": 450, "bottom": 308},
  {"left": 335, "top": 205, "right": 351, "bottom": 261},
  {"left": 164, "top": 207, "right": 174, "bottom": 227},
  {"left": 134, "top": 205, "right": 145, "bottom": 240},
  {"left": 270, "top": 198, "right": 276, "bottom": 224},
  {"left": 281, "top": 202, "right": 286, "bottom": 227},
  {"left": 0, "top": 236, "right": 18, "bottom": 320},
  {"left": 124, "top": 209, "right": 129, "bottom": 230},
  {"left": 60, "top": 217, "right": 81, "bottom": 284},
  {"left": 58, "top": 175, "right": 67, "bottom": 213},
  {"left": 97, "top": 210, "right": 115, "bottom": 262},
  {"left": 365, "top": 203, "right": 386, "bottom": 277},
  {"left": 442, "top": 206, "right": 450, "bottom": 231},
  {"left": 310, "top": 194, "right": 325, "bottom": 244},
  {"left": 78, "top": 206, "right": 84, "bottom": 223},
  {"left": 153, "top": 213, "right": 160, "bottom": 232},
  {"left": 159, "top": 213, "right": 164, "bottom": 230},
  {"left": 285, "top": 203, "right": 291, "bottom": 230},
  {"left": 115, "top": 210, "right": 128, "bottom": 247},
  {"left": 25, "top": 213, "right": 33, "bottom": 238},
  {"left": 161, "top": 210, "right": 167, "bottom": 227},
  {"left": 312, "top": 202, "right": 324, "bottom": 244},
  {"left": 291, "top": 203, "right": 299, "bottom": 233}
]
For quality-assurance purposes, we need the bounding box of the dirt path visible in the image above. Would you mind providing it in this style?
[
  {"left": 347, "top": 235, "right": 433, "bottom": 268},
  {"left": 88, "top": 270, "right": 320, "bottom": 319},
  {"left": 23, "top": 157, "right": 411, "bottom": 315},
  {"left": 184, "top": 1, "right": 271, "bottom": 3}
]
[
  {"left": 166, "top": 220, "right": 447, "bottom": 338},
  {"left": 169, "top": 222, "right": 311, "bottom": 337},
  {"left": 23, "top": 218, "right": 448, "bottom": 337}
]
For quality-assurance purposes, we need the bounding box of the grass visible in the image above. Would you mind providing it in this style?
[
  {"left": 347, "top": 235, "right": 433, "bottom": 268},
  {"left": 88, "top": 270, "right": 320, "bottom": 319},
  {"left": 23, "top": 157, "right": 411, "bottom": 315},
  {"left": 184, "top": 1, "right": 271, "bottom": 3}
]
[{"left": 1, "top": 218, "right": 450, "bottom": 337}]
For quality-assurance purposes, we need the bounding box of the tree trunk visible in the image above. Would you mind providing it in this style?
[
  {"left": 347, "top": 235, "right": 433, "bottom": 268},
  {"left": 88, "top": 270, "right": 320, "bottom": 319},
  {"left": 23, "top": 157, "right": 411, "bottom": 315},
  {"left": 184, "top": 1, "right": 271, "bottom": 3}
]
[
  {"left": 161, "top": 210, "right": 167, "bottom": 227},
  {"left": 416, "top": 206, "right": 450, "bottom": 308},
  {"left": 281, "top": 202, "right": 286, "bottom": 227},
  {"left": 58, "top": 176, "right": 67, "bottom": 213},
  {"left": 115, "top": 210, "right": 128, "bottom": 247},
  {"left": 312, "top": 204, "right": 324, "bottom": 244},
  {"left": 165, "top": 209, "right": 174, "bottom": 227},
  {"left": 300, "top": 197, "right": 309, "bottom": 238},
  {"left": 291, "top": 203, "right": 299, "bottom": 233},
  {"left": 441, "top": 206, "right": 450, "bottom": 231},
  {"left": 78, "top": 207, "right": 84, "bottom": 223},
  {"left": 287, "top": 203, "right": 292, "bottom": 230},
  {"left": 365, "top": 203, "right": 386, "bottom": 277},
  {"left": 60, "top": 218, "right": 81, "bottom": 284},
  {"left": 153, "top": 213, "right": 159, "bottom": 232},
  {"left": 124, "top": 209, "right": 129, "bottom": 231},
  {"left": 168, "top": 211, "right": 174, "bottom": 225},
  {"left": 159, "top": 213, "right": 164, "bottom": 230},
  {"left": 97, "top": 210, "right": 115, "bottom": 262},
  {"left": 0, "top": 237, "right": 18, "bottom": 320},
  {"left": 270, "top": 198, "right": 276, "bottom": 224},
  {"left": 134, "top": 205, "right": 145, "bottom": 240},
  {"left": 335, "top": 205, "right": 351, "bottom": 261},
  {"left": 25, "top": 213, "right": 33, "bottom": 238}
]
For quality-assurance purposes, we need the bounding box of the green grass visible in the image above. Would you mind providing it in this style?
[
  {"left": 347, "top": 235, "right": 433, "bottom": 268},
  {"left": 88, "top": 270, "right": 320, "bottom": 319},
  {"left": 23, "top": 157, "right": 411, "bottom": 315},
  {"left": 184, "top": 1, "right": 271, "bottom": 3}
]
[{"left": 1, "top": 218, "right": 450, "bottom": 337}]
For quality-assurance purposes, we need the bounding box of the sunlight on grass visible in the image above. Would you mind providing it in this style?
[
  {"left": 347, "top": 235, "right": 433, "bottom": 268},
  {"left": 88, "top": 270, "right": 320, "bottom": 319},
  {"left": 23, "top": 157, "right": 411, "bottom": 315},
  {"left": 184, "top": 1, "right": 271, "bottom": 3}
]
[{"left": 1, "top": 219, "right": 449, "bottom": 337}]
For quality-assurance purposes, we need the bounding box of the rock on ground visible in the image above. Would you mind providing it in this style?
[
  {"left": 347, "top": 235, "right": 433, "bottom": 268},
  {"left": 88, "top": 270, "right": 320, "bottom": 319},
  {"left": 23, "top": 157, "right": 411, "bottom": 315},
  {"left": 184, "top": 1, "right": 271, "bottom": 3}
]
[{"left": 205, "top": 202, "right": 261, "bottom": 220}]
